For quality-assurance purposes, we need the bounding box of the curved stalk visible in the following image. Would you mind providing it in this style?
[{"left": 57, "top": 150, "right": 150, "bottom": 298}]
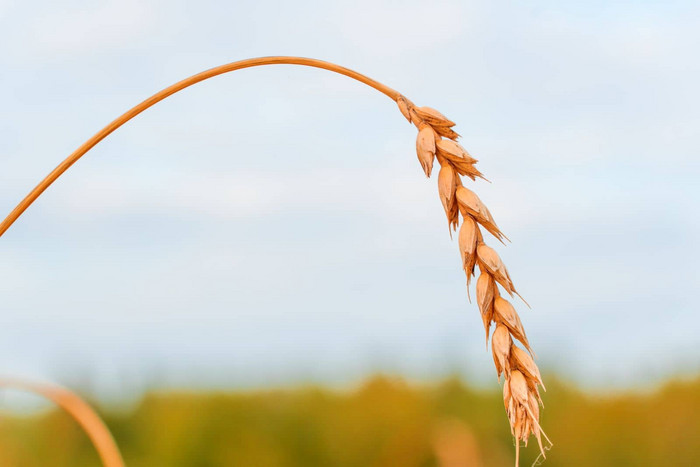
[
  {"left": 0, "top": 378, "right": 125, "bottom": 467},
  {"left": 0, "top": 56, "right": 548, "bottom": 465},
  {"left": 0, "top": 56, "right": 401, "bottom": 238}
]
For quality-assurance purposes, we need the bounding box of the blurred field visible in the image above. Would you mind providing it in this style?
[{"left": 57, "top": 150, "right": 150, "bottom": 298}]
[{"left": 1, "top": 375, "right": 698, "bottom": 466}]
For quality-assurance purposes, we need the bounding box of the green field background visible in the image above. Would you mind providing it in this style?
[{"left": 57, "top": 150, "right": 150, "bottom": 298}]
[{"left": 1, "top": 375, "right": 698, "bottom": 466}]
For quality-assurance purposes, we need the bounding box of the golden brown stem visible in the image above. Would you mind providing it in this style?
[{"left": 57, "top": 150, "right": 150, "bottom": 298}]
[
  {"left": 0, "top": 378, "right": 125, "bottom": 467},
  {"left": 0, "top": 56, "right": 401, "bottom": 238}
]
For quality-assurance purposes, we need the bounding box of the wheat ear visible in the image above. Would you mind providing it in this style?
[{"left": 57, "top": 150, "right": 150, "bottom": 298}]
[
  {"left": 398, "top": 95, "right": 551, "bottom": 465},
  {"left": 0, "top": 378, "right": 125, "bottom": 467}
]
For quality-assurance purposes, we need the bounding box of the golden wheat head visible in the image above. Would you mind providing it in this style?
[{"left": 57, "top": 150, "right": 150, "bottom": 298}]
[{"left": 398, "top": 95, "right": 551, "bottom": 465}]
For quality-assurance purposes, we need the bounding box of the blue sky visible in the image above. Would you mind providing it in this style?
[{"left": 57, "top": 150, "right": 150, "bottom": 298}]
[{"left": 0, "top": 0, "right": 698, "bottom": 396}]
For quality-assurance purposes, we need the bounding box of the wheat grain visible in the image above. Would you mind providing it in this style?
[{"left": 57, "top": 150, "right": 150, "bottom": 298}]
[
  {"left": 399, "top": 95, "right": 551, "bottom": 465},
  {"left": 416, "top": 124, "right": 437, "bottom": 177}
]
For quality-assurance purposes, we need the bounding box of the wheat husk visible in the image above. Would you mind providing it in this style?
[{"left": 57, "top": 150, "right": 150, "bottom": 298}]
[
  {"left": 509, "top": 371, "right": 529, "bottom": 405},
  {"left": 492, "top": 324, "right": 512, "bottom": 381},
  {"left": 434, "top": 125, "right": 460, "bottom": 140},
  {"left": 511, "top": 346, "right": 545, "bottom": 390},
  {"left": 437, "top": 141, "right": 484, "bottom": 181},
  {"left": 436, "top": 139, "right": 476, "bottom": 163},
  {"left": 455, "top": 187, "right": 507, "bottom": 243},
  {"left": 493, "top": 297, "right": 531, "bottom": 353},
  {"left": 438, "top": 164, "right": 457, "bottom": 213},
  {"left": 476, "top": 273, "right": 495, "bottom": 341},
  {"left": 412, "top": 106, "right": 455, "bottom": 127},
  {"left": 503, "top": 377, "right": 512, "bottom": 412},
  {"left": 458, "top": 216, "right": 478, "bottom": 277},
  {"left": 476, "top": 244, "right": 515, "bottom": 294},
  {"left": 416, "top": 124, "right": 436, "bottom": 177}
]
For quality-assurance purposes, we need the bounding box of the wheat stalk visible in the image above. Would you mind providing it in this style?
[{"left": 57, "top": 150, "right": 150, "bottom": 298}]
[
  {"left": 0, "top": 378, "right": 125, "bottom": 467},
  {"left": 0, "top": 57, "right": 548, "bottom": 465},
  {"left": 399, "top": 95, "right": 551, "bottom": 465}
]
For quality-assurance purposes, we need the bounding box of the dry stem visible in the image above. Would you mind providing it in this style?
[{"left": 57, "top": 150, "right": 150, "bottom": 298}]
[{"left": 0, "top": 57, "right": 399, "bottom": 238}]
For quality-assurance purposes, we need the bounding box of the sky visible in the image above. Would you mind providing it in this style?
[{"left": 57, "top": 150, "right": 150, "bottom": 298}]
[{"left": 0, "top": 0, "right": 699, "bottom": 397}]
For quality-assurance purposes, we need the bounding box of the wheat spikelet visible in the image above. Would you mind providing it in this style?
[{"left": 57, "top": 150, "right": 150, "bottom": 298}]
[{"left": 399, "top": 95, "right": 551, "bottom": 465}]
